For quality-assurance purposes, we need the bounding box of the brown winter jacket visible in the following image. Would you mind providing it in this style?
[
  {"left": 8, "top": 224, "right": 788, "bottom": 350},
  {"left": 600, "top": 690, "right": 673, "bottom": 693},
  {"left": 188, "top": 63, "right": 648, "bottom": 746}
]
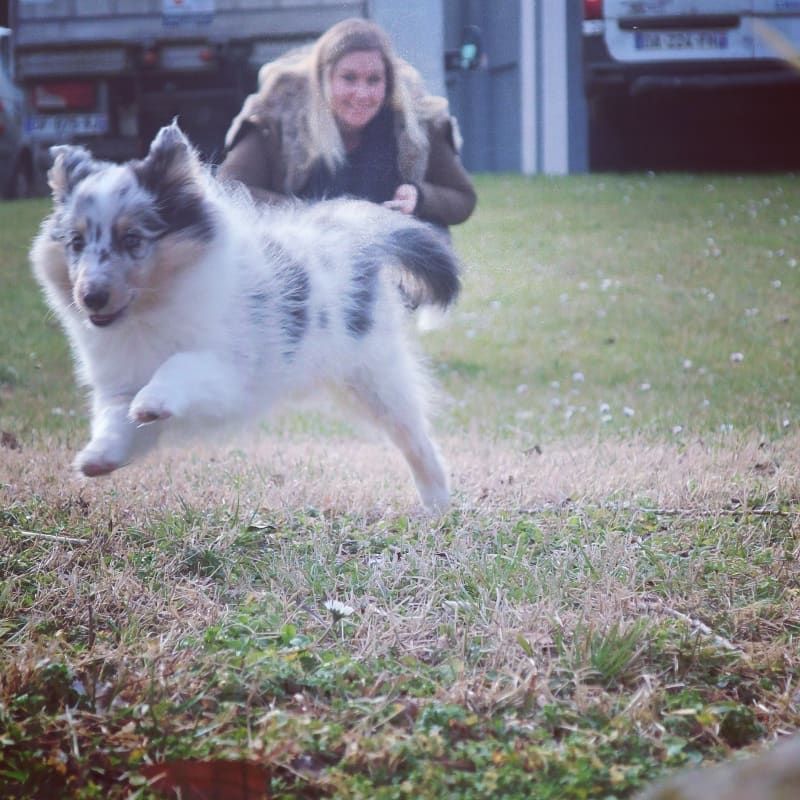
[{"left": 217, "top": 74, "right": 476, "bottom": 228}]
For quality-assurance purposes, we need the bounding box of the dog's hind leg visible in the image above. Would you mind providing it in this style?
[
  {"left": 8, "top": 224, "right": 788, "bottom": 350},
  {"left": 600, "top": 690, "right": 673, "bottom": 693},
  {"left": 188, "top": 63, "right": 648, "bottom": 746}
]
[{"left": 344, "top": 364, "right": 449, "bottom": 514}]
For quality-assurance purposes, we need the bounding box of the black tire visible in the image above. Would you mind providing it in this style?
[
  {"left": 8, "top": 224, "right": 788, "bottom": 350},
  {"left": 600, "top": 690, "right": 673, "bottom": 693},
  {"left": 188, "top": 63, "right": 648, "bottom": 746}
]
[{"left": 588, "top": 92, "right": 629, "bottom": 172}]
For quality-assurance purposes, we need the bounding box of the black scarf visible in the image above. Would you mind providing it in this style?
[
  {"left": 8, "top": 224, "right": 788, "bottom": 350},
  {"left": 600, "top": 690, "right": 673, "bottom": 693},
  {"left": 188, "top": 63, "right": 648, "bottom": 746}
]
[{"left": 298, "top": 105, "right": 400, "bottom": 203}]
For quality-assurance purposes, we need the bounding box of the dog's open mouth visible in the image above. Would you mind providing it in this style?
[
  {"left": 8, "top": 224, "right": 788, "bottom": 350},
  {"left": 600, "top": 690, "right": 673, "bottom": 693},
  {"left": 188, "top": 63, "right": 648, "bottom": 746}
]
[{"left": 88, "top": 306, "right": 128, "bottom": 327}]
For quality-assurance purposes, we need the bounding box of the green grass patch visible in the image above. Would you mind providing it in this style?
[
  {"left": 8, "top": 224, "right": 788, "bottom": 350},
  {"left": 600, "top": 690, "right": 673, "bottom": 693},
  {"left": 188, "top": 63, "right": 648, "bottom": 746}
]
[{"left": 1, "top": 175, "right": 799, "bottom": 798}]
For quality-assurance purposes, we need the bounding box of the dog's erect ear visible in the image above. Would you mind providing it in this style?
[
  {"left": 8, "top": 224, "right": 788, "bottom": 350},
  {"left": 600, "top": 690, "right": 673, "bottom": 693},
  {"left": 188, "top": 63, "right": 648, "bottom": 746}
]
[
  {"left": 134, "top": 122, "right": 199, "bottom": 194},
  {"left": 48, "top": 145, "right": 95, "bottom": 204}
]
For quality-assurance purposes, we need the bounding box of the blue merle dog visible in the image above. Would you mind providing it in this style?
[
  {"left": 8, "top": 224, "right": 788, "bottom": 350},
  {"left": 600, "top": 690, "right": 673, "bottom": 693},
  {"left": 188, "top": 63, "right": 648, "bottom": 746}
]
[{"left": 30, "top": 123, "right": 460, "bottom": 512}]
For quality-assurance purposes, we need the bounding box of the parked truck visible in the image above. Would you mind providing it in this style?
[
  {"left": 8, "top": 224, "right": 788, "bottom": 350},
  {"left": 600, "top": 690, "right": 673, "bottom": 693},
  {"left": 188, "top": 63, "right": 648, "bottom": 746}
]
[{"left": 10, "top": 0, "right": 366, "bottom": 187}]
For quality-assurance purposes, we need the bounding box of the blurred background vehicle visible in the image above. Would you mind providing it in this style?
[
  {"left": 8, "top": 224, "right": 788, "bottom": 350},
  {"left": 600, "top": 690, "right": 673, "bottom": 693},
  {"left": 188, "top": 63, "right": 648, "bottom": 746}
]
[
  {"left": 582, "top": 0, "right": 800, "bottom": 171},
  {"left": 9, "top": 0, "right": 365, "bottom": 190},
  {"left": 0, "top": 25, "right": 32, "bottom": 198}
]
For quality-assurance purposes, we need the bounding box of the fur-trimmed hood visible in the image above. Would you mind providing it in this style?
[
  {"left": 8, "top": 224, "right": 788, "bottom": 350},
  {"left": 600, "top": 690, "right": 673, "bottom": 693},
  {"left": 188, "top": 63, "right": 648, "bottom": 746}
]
[{"left": 224, "top": 65, "right": 457, "bottom": 195}]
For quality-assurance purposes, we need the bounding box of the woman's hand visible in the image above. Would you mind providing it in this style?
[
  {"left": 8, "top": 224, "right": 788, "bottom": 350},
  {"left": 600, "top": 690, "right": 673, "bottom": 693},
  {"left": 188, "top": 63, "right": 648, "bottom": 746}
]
[{"left": 383, "top": 183, "right": 418, "bottom": 215}]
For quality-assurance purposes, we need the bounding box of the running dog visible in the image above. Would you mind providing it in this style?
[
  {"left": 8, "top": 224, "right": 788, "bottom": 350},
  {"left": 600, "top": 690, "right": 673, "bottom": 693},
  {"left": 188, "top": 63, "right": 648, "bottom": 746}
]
[{"left": 31, "top": 122, "right": 460, "bottom": 512}]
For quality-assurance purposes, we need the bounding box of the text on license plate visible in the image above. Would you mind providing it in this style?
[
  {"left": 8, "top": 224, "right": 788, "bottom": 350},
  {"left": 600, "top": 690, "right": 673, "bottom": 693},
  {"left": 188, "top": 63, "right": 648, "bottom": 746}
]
[
  {"left": 26, "top": 113, "right": 109, "bottom": 140},
  {"left": 634, "top": 30, "right": 729, "bottom": 51}
]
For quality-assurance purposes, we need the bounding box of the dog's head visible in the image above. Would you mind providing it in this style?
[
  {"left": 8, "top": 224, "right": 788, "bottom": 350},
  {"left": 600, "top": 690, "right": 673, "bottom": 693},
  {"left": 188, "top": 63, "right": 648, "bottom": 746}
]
[{"left": 35, "top": 122, "right": 216, "bottom": 327}]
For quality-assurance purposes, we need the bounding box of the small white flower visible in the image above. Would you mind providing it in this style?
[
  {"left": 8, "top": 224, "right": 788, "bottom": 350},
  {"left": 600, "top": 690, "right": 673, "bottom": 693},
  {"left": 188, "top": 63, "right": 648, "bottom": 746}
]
[
  {"left": 601, "top": 413, "right": 613, "bottom": 424},
  {"left": 789, "top": 258, "right": 797, "bottom": 268},
  {"left": 682, "top": 359, "right": 693, "bottom": 370},
  {"left": 324, "top": 600, "right": 354, "bottom": 620},
  {"left": 639, "top": 382, "right": 651, "bottom": 392},
  {"left": 772, "top": 280, "right": 782, "bottom": 289},
  {"left": 744, "top": 308, "right": 759, "bottom": 317},
  {"left": 550, "top": 397, "right": 561, "bottom": 408},
  {"left": 672, "top": 425, "right": 684, "bottom": 435},
  {"left": 599, "top": 402, "right": 610, "bottom": 414},
  {"left": 516, "top": 383, "right": 528, "bottom": 394},
  {"left": 730, "top": 352, "right": 744, "bottom": 363},
  {"left": 783, "top": 419, "right": 791, "bottom": 428},
  {"left": 572, "top": 371, "right": 585, "bottom": 383},
  {"left": 623, "top": 406, "right": 635, "bottom": 417},
  {"left": 550, "top": 380, "right": 561, "bottom": 389},
  {"left": 720, "top": 423, "right": 734, "bottom": 433}
]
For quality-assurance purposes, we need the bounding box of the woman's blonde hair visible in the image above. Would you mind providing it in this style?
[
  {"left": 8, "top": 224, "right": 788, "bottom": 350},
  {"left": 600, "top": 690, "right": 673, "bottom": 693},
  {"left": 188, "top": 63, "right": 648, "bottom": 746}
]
[{"left": 256, "top": 18, "right": 445, "bottom": 173}]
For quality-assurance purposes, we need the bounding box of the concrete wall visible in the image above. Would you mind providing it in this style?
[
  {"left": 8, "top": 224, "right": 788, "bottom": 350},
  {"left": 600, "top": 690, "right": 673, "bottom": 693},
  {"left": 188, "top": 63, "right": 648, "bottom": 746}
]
[
  {"left": 520, "top": 0, "right": 588, "bottom": 175},
  {"left": 446, "top": 0, "right": 588, "bottom": 175},
  {"left": 374, "top": 0, "right": 589, "bottom": 175},
  {"left": 369, "top": 0, "right": 446, "bottom": 96}
]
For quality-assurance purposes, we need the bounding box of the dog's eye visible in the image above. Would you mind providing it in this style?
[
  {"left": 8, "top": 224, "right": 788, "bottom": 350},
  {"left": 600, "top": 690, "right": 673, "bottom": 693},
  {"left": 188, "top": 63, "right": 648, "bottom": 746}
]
[
  {"left": 68, "top": 232, "right": 85, "bottom": 253},
  {"left": 122, "top": 232, "right": 143, "bottom": 254}
]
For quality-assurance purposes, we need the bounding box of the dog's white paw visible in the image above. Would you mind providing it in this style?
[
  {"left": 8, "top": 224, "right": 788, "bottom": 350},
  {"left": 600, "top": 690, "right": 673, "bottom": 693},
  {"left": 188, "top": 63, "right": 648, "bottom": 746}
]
[
  {"left": 129, "top": 390, "right": 175, "bottom": 425},
  {"left": 75, "top": 445, "right": 124, "bottom": 477},
  {"left": 419, "top": 485, "right": 450, "bottom": 516}
]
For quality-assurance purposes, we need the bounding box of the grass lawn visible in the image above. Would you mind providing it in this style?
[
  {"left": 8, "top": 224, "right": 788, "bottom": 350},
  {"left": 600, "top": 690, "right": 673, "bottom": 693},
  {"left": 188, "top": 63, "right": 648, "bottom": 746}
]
[{"left": 1, "top": 173, "right": 798, "bottom": 799}]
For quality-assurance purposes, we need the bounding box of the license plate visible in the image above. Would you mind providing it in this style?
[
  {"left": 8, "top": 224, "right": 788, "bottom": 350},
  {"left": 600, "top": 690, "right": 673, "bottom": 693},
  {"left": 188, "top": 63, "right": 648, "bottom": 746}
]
[
  {"left": 634, "top": 30, "right": 729, "bottom": 51},
  {"left": 25, "top": 112, "right": 109, "bottom": 140}
]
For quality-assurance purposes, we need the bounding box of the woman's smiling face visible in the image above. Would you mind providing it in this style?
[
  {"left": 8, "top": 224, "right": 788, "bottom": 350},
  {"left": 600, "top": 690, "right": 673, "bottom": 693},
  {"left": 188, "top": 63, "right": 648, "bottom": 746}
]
[{"left": 329, "top": 49, "right": 387, "bottom": 133}]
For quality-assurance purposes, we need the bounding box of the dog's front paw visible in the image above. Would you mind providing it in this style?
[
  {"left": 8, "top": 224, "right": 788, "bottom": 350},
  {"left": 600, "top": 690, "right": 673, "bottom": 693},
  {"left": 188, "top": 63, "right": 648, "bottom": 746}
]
[
  {"left": 75, "top": 445, "right": 124, "bottom": 477},
  {"left": 129, "top": 389, "right": 175, "bottom": 425}
]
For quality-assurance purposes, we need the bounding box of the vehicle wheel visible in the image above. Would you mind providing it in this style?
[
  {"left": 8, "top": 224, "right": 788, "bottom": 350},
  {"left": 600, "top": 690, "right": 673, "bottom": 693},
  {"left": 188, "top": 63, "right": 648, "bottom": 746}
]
[{"left": 588, "top": 92, "right": 629, "bottom": 171}]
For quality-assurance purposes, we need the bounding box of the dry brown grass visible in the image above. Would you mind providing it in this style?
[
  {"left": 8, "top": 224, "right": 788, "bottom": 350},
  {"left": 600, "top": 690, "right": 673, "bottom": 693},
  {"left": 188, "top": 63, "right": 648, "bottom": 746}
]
[
  {"left": 4, "top": 430, "right": 798, "bottom": 681},
  {"left": 6, "top": 427, "right": 797, "bottom": 518},
  {"left": 3, "top": 428, "right": 798, "bottom": 797}
]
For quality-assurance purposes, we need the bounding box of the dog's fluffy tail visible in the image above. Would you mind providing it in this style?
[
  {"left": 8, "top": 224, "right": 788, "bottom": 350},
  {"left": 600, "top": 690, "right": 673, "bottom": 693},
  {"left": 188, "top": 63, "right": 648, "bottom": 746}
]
[{"left": 384, "top": 224, "right": 461, "bottom": 309}]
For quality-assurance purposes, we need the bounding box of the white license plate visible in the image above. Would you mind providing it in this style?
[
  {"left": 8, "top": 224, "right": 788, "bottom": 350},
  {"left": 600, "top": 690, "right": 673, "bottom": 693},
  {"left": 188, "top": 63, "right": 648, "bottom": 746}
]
[
  {"left": 26, "top": 113, "right": 109, "bottom": 140},
  {"left": 634, "top": 30, "right": 729, "bottom": 51}
]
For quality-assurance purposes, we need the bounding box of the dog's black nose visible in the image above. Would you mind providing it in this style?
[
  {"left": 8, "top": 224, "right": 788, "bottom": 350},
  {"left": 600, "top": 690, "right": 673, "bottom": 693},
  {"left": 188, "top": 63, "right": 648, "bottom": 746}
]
[{"left": 83, "top": 289, "right": 110, "bottom": 311}]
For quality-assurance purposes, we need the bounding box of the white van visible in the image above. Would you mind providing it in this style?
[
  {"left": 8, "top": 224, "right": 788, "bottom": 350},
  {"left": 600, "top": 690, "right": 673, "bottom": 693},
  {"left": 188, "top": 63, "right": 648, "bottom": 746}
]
[{"left": 583, "top": 1, "right": 800, "bottom": 97}]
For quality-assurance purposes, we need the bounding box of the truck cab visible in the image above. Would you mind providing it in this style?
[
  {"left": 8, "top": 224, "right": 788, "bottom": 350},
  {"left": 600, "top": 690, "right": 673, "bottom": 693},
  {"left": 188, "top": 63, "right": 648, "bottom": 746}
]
[{"left": 10, "top": 0, "right": 366, "bottom": 183}]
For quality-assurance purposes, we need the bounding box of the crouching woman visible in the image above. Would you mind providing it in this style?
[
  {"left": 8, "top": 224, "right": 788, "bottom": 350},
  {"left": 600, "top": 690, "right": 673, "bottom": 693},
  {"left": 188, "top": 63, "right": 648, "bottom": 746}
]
[{"left": 217, "top": 17, "right": 476, "bottom": 233}]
